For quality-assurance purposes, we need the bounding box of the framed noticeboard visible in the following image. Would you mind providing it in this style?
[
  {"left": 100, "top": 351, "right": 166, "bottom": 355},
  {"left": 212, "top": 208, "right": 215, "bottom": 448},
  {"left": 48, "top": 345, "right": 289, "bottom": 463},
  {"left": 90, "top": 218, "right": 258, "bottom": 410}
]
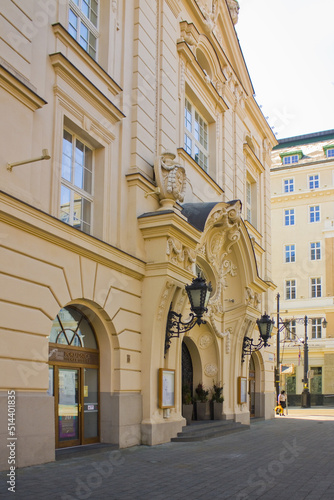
[
  {"left": 158, "top": 369, "right": 175, "bottom": 409},
  {"left": 238, "top": 376, "right": 247, "bottom": 404}
]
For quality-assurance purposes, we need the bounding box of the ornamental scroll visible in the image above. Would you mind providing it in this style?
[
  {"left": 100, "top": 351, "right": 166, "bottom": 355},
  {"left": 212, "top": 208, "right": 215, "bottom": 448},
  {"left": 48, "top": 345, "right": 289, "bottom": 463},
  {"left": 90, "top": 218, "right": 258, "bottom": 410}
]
[{"left": 154, "top": 152, "right": 187, "bottom": 210}]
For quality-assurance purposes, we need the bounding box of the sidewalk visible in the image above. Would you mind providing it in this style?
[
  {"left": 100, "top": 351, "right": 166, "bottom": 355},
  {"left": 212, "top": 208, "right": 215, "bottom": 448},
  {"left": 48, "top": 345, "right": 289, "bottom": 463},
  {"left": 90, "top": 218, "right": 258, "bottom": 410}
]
[{"left": 1, "top": 409, "right": 334, "bottom": 500}]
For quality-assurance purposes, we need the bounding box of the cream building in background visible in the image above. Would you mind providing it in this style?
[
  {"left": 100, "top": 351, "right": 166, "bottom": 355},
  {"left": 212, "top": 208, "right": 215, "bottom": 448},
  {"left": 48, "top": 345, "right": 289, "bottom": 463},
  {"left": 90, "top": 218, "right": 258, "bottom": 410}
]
[
  {"left": 0, "top": 0, "right": 276, "bottom": 469},
  {"left": 271, "top": 130, "right": 334, "bottom": 405}
]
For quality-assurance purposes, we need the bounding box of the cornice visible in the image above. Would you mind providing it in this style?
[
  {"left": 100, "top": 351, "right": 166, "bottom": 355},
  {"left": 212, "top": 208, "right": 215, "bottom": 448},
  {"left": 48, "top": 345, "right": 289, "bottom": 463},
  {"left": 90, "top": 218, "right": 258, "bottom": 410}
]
[
  {"left": 243, "top": 143, "right": 265, "bottom": 174},
  {"left": 52, "top": 23, "right": 122, "bottom": 96},
  {"left": 271, "top": 188, "right": 334, "bottom": 204},
  {"left": 0, "top": 64, "right": 47, "bottom": 111},
  {"left": 125, "top": 171, "right": 156, "bottom": 191},
  {"left": 0, "top": 191, "right": 145, "bottom": 281},
  {"left": 165, "top": 0, "right": 182, "bottom": 17},
  {"left": 49, "top": 52, "right": 124, "bottom": 123}
]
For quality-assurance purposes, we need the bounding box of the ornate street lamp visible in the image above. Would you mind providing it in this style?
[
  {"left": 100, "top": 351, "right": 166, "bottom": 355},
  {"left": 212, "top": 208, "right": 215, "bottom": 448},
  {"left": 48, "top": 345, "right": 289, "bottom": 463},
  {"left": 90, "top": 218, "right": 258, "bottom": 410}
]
[
  {"left": 165, "top": 275, "right": 212, "bottom": 355},
  {"left": 242, "top": 313, "right": 274, "bottom": 362}
]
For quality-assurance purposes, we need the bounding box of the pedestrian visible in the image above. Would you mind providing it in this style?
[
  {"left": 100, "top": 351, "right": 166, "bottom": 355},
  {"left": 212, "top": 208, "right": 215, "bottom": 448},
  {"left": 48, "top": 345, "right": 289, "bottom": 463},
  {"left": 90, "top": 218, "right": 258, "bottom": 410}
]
[{"left": 278, "top": 390, "right": 287, "bottom": 416}]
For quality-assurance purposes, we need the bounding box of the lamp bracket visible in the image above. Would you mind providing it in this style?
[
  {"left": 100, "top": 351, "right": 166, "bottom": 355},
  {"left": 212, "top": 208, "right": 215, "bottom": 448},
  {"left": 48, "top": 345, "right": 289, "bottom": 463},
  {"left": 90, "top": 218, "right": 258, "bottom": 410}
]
[
  {"left": 165, "top": 310, "right": 205, "bottom": 355},
  {"left": 242, "top": 335, "right": 269, "bottom": 363}
]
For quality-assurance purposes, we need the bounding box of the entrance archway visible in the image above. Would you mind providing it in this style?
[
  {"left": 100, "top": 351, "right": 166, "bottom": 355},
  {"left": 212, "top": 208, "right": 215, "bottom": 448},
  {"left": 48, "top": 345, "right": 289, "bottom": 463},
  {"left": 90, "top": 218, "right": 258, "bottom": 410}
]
[
  {"left": 48, "top": 306, "right": 99, "bottom": 448},
  {"left": 182, "top": 342, "right": 193, "bottom": 396},
  {"left": 249, "top": 356, "right": 255, "bottom": 417}
]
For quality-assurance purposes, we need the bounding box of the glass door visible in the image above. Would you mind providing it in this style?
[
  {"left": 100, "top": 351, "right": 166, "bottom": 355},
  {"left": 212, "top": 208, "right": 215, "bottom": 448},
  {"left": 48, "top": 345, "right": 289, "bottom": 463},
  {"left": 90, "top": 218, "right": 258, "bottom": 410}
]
[{"left": 57, "top": 368, "right": 80, "bottom": 447}]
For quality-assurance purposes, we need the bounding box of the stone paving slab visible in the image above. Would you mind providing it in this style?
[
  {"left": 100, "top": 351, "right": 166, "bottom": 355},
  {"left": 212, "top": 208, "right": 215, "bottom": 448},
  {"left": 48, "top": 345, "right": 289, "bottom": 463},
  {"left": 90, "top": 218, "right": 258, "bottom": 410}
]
[{"left": 1, "top": 411, "right": 334, "bottom": 500}]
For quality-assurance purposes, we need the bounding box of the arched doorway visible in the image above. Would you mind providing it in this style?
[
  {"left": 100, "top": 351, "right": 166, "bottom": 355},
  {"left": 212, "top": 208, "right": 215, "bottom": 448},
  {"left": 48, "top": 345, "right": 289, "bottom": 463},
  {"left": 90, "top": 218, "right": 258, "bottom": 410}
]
[
  {"left": 249, "top": 356, "right": 255, "bottom": 418},
  {"left": 182, "top": 341, "right": 193, "bottom": 397},
  {"left": 48, "top": 306, "right": 99, "bottom": 448}
]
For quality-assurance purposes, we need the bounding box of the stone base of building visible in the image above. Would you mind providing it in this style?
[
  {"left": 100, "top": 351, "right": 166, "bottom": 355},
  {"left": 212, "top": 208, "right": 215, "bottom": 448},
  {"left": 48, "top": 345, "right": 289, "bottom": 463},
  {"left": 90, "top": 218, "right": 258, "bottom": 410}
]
[
  {"left": 102, "top": 392, "right": 142, "bottom": 448},
  {"left": 0, "top": 391, "right": 54, "bottom": 471},
  {"left": 141, "top": 417, "right": 185, "bottom": 446}
]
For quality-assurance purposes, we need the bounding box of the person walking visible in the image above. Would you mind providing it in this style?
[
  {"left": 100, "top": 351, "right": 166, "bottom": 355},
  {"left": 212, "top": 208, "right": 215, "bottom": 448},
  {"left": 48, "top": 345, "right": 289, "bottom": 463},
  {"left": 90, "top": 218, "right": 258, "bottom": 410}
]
[{"left": 278, "top": 390, "right": 287, "bottom": 416}]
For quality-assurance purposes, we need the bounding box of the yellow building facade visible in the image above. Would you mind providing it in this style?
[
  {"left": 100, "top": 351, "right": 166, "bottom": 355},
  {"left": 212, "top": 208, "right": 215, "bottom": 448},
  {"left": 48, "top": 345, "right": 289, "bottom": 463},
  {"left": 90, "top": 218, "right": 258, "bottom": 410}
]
[
  {"left": 0, "top": 0, "right": 276, "bottom": 469},
  {"left": 271, "top": 130, "right": 334, "bottom": 405}
]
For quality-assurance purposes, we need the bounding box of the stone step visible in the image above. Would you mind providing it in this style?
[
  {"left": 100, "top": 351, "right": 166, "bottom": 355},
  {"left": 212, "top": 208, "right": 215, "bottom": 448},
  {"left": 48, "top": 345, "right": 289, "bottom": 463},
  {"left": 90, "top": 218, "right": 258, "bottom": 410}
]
[{"left": 171, "top": 420, "right": 250, "bottom": 442}]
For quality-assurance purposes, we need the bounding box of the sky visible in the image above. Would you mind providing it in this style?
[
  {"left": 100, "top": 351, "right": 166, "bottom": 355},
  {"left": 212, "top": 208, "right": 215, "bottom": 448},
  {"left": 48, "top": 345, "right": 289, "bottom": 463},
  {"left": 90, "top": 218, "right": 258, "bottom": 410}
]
[{"left": 235, "top": 0, "right": 334, "bottom": 139}]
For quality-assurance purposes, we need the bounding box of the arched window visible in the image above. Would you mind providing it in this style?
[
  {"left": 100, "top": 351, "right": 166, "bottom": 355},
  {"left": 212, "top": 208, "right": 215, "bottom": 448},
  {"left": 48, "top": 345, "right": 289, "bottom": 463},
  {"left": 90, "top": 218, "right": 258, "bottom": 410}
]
[{"left": 49, "top": 306, "right": 97, "bottom": 349}]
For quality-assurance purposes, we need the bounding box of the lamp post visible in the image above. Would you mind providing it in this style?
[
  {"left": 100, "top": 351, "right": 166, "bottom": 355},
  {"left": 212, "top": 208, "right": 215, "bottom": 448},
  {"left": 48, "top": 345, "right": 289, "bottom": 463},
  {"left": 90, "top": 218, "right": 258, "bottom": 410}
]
[{"left": 164, "top": 275, "right": 212, "bottom": 355}]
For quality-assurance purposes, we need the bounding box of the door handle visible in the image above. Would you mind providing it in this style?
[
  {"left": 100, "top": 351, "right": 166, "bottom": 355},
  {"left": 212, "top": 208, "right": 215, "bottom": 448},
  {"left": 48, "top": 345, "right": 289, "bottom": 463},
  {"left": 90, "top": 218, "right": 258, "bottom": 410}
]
[{"left": 78, "top": 404, "right": 82, "bottom": 412}]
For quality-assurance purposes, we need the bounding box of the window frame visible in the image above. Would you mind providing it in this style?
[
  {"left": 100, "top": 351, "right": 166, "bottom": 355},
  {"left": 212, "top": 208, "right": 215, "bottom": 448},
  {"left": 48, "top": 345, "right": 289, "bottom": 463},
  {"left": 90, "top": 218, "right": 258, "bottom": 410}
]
[
  {"left": 184, "top": 97, "right": 209, "bottom": 172},
  {"left": 283, "top": 155, "right": 299, "bottom": 165},
  {"left": 68, "top": 0, "right": 99, "bottom": 60},
  {"left": 60, "top": 128, "right": 95, "bottom": 234},
  {"left": 309, "top": 205, "right": 320, "bottom": 223},
  {"left": 310, "top": 277, "right": 322, "bottom": 298},
  {"left": 285, "top": 244, "right": 296, "bottom": 263},
  {"left": 285, "top": 279, "right": 296, "bottom": 300},
  {"left": 284, "top": 208, "right": 295, "bottom": 226},
  {"left": 308, "top": 174, "right": 320, "bottom": 190},
  {"left": 310, "top": 241, "right": 321, "bottom": 261},
  {"left": 283, "top": 178, "right": 294, "bottom": 193},
  {"left": 311, "top": 319, "right": 322, "bottom": 339}
]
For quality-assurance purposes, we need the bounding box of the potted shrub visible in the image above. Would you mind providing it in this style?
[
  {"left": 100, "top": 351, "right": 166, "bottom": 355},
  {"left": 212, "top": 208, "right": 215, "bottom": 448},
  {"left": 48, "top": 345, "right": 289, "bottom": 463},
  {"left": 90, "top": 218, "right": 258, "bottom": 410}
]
[
  {"left": 194, "top": 383, "right": 209, "bottom": 420},
  {"left": 210, "top": 382, "right": 224, "bottom": 420},
  {"left": 182, "top": 384, "right": 193, "bottom": 425}
]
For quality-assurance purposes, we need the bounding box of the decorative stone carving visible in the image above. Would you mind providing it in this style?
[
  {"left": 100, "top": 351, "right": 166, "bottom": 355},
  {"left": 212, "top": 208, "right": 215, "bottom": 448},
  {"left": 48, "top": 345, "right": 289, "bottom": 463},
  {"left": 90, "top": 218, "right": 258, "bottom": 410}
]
[
  {"left": 179, "top": 20, "right": 199, "bottom": 47},
  {"left": 227, "top": 0, "right": 240, "bottom": 25},
  {"left": 199, "top": 333, "right": 214, "bottom": 349},
  {"left": 245, "top": 287, "right": 261, "bottom": 310},
  {"left": 154, "top": 152, "right": 187, "bottom": 210},
  {"left": 157, "top": 281, "right": 173, "bottom": 320},
  {"left": 198, "top": 0, "right": 219, "bottom": 34},
  {"left": 207, "top": 310, "right": 232, "bottom": 354},
  {"left": 205, "top": 363, "right": 218, "bottom": 377},
  {"left": 166, "top": 237, "right": 196, "bottom": 271}
]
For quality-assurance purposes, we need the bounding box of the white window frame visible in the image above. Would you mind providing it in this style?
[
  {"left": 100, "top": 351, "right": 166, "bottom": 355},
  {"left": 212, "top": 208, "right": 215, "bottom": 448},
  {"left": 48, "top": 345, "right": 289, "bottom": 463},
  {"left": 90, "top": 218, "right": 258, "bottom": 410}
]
[
  {"left": 326, "top": 148, "right": 334, "bottom": 158},
  {"left": 308, "top": 174, "right": 320, "bottom": 189},
  {"left": 310, "top": 241, "right": 321, "bottom": 261},
  {"left": 283, "top": 155, "right": 299, "bottom": 165},
  {"left": 310, "top": 277, "right": 322, "bottom": 298},
  {"left": 283, "top": 178, "right": 294, "bottom": 193},
  {"left": 284, "top": 208, "right": 295, "bottom": 226},
  {"left": 68, "top": 0, "right": 99, "bottom": 59},
  {"left": 184, "top": 98, "right": 209, "bottom": 172},
  {"left": 60, "top": 128, "right": 94, "bottom": 234},
  {"left": 309, "top": 205, "right": 320, "bottom": 223},
  {"left": 311, "top": 318, "right": 322, "bottom": 339},
  {"left": 285, "top": 244, "right": 296, "bottom": 263},
  {"left": 285, "top": 279, "right": 296, "bottom": 300}
]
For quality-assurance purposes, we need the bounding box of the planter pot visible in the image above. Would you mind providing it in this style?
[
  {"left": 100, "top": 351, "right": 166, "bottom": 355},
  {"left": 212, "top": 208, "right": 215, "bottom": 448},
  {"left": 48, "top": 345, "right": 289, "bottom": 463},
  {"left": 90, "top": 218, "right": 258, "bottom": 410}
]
[
  {"left": 210, "top": 401, "right": 224, "bottom": 420},
  {"left": 195, "top": 401, "right": 207, "bottom": 420},
  {"left": 182, "top": 404, "right": 193, "bottom": 425}
]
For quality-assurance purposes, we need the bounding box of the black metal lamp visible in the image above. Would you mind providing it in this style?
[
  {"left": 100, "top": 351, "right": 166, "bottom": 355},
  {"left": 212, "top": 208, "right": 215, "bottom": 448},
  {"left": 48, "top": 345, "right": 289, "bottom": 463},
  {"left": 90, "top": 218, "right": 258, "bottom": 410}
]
[
  {"left": 165, "top": 275, "right": 212, "bottom": 355},
  {"left": 242, "top": 313, "right": 274, "bottom": 362}
]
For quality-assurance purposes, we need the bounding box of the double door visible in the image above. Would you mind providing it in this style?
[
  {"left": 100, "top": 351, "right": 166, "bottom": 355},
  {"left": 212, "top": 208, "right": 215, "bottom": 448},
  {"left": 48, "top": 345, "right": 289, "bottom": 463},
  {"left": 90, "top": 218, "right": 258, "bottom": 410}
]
[{"left": 53, "top": 366, "right": 99, "bottom": 448}]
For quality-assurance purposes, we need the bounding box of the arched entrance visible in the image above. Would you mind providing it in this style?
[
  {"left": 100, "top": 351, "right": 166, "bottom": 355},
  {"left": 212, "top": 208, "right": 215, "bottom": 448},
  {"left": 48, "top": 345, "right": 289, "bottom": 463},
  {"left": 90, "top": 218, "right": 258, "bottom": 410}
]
[
  {"left": 48, "top": 306, "right": 99, "bottom": 448},
  {"left": 249, "top": 356, "right": 255, "bottom": 417},
  {"left": 182, "top": 342, "right": 193, "bottom": 396}
]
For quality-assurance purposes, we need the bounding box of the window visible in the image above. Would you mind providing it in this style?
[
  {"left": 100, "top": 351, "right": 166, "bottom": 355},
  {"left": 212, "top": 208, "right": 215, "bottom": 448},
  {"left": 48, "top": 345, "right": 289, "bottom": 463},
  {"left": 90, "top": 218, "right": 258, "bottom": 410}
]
[
  {"left": 246, "top": 181, "right": 252, "bottom": 223},
  {"left": 284, "top": 178, "right": 294, "bottom": 192},
  {"left": 325, "top": 148, "right": 334, "bottom": 158},
  {"left": 310, "top": 242, "right": 321, "bottom": 260},
  {"left": 284, "top": 209, "right": 295, "bottom": 226},
  {"left": 285, "top": 244, "right": 296, "bottom": 263},
  {"left": 61, "top": 129, "right": 93, "bottom": 234},
  {"left": 311, "top": 277, "right": 322, "bottom": 298},
  {"left": 311, "top": 319, "right": 322, "bottom": 339},
  {"left": 309, "top": 205, "right": 320, "bottom": 223},
  {"left": 184, "top": 98, "right": 208, "bottom": 171},
  {"left": 283, "top": 155, "right": 299, "bottom": 165},
  {"left": 285, "top": 279, "right": 296, "bottom": 300},
  {"left": 286, "top": 319, "right": 296, "bottom": 340},
  {"left": 309, "top": 174, "right": 319, "bottom": 189},
  {"left": 68, "top": 0, "right": 98, "bottom": 59},
  {"left": 310, "top": 367, "right": 322, "bottom": 394}
]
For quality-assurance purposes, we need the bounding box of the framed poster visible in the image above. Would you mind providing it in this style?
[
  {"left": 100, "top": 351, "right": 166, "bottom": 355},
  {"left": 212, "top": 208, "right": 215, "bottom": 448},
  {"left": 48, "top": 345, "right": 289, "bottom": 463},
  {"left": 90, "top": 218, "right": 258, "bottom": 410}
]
[
  {"left": 158, "top": 369, "right": 175, "bottom": 408},
  {"left": 238, "top": 376, "right": 247, "bottom": 404}
]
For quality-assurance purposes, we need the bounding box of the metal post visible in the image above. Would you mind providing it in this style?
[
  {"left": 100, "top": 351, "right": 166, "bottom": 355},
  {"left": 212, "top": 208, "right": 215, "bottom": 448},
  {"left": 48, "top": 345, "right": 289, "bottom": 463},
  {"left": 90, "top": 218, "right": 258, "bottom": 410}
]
[
  {"left": 301, "top": 315, "right": 311, "bottom": 408},
  {"left": 276, "top": 293, "right": 280, "bottom": 402}
]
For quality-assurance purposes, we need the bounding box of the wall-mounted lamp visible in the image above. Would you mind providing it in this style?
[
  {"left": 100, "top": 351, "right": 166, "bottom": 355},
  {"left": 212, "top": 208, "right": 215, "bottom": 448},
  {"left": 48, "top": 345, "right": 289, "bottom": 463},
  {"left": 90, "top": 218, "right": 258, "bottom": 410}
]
[
  {"left": 7, "top": 149, "right": 51, "bottom": 171},
  {"left": 242, "top": 313, "right": 274, "bottom": 362},
  {"left": 165, "top": 275, "right": 212, "bottom": 355}
]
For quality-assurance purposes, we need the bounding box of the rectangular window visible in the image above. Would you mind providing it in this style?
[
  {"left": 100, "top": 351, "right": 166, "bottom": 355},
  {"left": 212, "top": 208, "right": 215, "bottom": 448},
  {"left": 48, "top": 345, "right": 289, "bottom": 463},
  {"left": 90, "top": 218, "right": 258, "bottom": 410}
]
[
  {"left": 309, "top": 205, "right": 320, "bottom": 223},
  {"left": 309, "top": 174, "right": 319, "bottom": 189},
  {"left": 285, "top": 319, "right": 296, "bottom": 340},
  {"left": 311, "top": 277, "right": 322, "bottom": 298},
  {"left": 310, "top": 242, "right": 321, "bottom": 260},
  {"left": 285, "top": 244, "right": 296, "bottom": 263},
  {"left": 284, "top": 178, "right": 294, "bottom": 193},
  {"left": 284, "top": 209, "right": 295, "bottom": 226},
  {"left": 326, "top": 148, "right": 334, "bottom": 158},
  {"left": 285, "top": 279, "right": 296, "bottom": 300},
  {"left": 68, "top": 0, "right": 98, "bottom": 59},
  {"left": 311, "top": 319, "right": 322, "bottom": 339},
  {"left": 184, "top": 98, "right": 209, "bottom": 172},
  {"left": 310, "top": 367, "right": 322, "bottom": 394},
  {"left": 61, "top": 129, "right": 93, "bottom": 234},
  {"left": 246, "top": 181, "right": 251, "bottom": 223},
  {"left": 283, "top": 155, "right": 299, "bottom": 165}
]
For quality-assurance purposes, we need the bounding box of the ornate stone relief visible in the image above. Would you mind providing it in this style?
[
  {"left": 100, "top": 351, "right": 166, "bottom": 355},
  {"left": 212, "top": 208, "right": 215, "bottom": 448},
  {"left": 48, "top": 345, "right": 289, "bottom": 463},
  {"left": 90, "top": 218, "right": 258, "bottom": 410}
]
[
  {"left": 207, "top": 310, "right": 232, "bottom": 354},
  {"left": 157, "top": 281, "right": 173, "bottom": 321},
  {"left": 199, "top": 333, "right": 214, "bottom": 349},
  {"left": 227, "top": 0, "right": 240, "bottom": 25},
  {"left": 205, "top": 363, "right": 218, "bottom": 377},
  {"left": 197, "top": 0, "right": 219, "bottom": 34},
  {"left": 154, "top": 152, "right": 187, "bottom": 210},
  {"left": 245, "top": 287, "right": 261, "bottom": 310},
  {"left": 166, "top": 237, "right": 196, "bottom": 272}
]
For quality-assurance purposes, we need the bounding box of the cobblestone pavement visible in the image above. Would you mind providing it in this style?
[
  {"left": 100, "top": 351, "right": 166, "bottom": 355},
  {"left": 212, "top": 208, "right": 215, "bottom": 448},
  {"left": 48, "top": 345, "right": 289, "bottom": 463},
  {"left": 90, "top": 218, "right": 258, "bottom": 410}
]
[{"left": 1, "top": 409, "right": 334, "bottom": 500}]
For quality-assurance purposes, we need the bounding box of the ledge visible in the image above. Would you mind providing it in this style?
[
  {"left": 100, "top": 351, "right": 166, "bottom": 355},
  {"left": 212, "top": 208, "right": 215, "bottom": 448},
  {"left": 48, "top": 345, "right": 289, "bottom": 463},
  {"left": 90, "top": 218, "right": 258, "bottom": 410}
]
[{"left": 0, "top": 64, "right": 47, "bottom": 111}]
